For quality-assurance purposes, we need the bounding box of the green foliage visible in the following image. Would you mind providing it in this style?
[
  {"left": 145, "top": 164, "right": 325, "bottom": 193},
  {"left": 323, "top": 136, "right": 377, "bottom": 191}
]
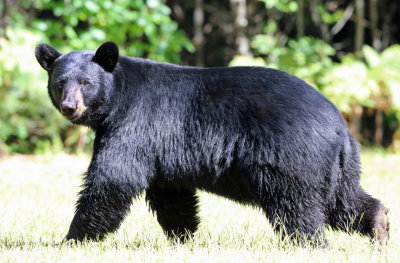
[
  {"left": 32, "top": 0, "right": 193, "bottom": 62},
  {"left": 231, "top": 31, "right": 400, "bottom": 130},
  {"left": 233, "top": 36, "right": 335, "bottom": 89},
  {"left": 323, "top": 55, "right": 378, "bottom": 113},
  {"left": 324, "top": 45, "right": 400, "bottom": 115},
  {"left": 0, "top": 0, "right": 193, "bottom": 154},
  {"left": 0, "top": 28, "right": 67, "bottom": 154},
  {"left": 229, "top": 56, "right": 267, "bottom": 67},
  {"left": 260, "top": 0, "right": 298, "bottom": 12},
  {"left": 267, "top": 37, "right": 335, "bottom": 88},
  {"left": 318, "top": 4, "right": 344, "bottom": 25},
  {"left": 33, "top": 0, "right": 194, "bottom": 62},
  {"left": 363, "top": 45, "right": 400, "bottom": 117}
]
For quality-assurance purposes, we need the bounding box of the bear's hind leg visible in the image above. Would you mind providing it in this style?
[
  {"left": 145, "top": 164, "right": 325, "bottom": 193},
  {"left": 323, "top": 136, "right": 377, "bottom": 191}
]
[
  {"left": 330, "top": 137, "right": 390, "bottom": 244},
  {"left": 146, "top": 185, "right": 199, "bottom": 242},
  {"left": 256, "top": 167, "right": 328, "bottom": 247},
  {"left": 264, "top": 196, "right": 328, "bottom": 247},
  {"left": 328, "top": 188, "right": 389, "bottom": 245}
]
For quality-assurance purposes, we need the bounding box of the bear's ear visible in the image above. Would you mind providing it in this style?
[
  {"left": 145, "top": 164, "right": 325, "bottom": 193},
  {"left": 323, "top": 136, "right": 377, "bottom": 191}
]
[
  {"left": 92, "top": 41, "right": 119, "bottom": 72},
  {"left": 35, "top": 43, "right": 62, "bottom": 71}
]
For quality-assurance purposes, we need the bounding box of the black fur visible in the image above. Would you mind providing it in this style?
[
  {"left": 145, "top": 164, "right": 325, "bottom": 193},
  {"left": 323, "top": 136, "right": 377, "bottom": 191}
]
[{"left": 35, "top": 42, "right": 389, "bottom": 246}]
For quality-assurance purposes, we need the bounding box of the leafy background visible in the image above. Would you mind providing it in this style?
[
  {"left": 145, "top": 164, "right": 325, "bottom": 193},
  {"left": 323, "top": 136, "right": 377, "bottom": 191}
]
[{"left": 1, "top": 0, "right": 400, "bottom": 153}]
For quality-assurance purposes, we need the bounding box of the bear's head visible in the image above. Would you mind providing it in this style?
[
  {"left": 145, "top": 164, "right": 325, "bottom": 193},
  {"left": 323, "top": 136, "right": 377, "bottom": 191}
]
[{"left": 35, "top": 42, "right": 119, "bottom": 128}]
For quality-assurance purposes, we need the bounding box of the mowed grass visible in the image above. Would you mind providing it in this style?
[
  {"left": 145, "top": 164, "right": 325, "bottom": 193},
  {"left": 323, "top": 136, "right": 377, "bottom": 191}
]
[{"left": 0, "top": 151, "right": 399, "bottom": 262}]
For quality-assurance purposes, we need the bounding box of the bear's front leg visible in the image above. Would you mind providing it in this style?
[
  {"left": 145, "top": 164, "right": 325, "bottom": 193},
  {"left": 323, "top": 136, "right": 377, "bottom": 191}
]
[
  {"left": 66, "top": 131, "right": 151, "bottom": 241},
  {"left": 66, "top": 179, "right": 137, "bottom": 241}
]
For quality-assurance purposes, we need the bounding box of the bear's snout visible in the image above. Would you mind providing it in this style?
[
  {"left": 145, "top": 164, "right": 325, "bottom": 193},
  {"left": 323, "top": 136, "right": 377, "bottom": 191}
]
[
  {"left": 60, "top": 86, "right": 87, "bottom": 121},
  {"left": 61, "top": 101, "right": 77, "bottom": 116}
]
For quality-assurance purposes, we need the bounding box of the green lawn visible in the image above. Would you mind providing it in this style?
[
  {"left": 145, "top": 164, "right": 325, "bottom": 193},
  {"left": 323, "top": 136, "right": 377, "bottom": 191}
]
[{"left": 0, "top": 151, "right": 399, "bottom": 262}]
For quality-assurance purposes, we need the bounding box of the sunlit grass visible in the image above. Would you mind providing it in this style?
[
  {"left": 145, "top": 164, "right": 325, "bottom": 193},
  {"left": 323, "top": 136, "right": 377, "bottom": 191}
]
[{"left": 0, "top": 151, "right": 399, "bottom": 262}]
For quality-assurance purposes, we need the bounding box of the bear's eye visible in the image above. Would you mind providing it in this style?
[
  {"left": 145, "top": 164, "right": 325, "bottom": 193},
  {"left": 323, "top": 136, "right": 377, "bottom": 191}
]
[
  {"left": 80, "top": 80, "right": 90, "bottom": 86},
  {"left": 56, "top": 80, "right": 65, "bottom": 89}
]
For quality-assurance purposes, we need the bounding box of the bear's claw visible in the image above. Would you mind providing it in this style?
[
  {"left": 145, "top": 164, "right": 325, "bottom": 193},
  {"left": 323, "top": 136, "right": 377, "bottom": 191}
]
[{"left": 375, "top": 206, "right": 389, "bottom": 245}]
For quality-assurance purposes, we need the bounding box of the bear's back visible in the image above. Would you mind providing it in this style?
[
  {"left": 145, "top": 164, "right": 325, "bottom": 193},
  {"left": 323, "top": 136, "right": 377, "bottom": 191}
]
[
  {"left": 166, "top": 65, "right": 352, "bottom": 175},
  {"left": 195, "top": 66, "right": 347, "bottom": 141}
]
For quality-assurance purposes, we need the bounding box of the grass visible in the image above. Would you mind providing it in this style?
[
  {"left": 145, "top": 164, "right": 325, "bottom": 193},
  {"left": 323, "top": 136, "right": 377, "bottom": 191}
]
[{"left": 0, "top": 150, "right": 399, "bottom": 262}]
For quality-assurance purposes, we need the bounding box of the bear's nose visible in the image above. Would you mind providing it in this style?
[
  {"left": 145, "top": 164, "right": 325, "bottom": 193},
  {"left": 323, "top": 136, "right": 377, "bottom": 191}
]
[{"left": 61, "top": 101, "right": 77, "bottom": 115}]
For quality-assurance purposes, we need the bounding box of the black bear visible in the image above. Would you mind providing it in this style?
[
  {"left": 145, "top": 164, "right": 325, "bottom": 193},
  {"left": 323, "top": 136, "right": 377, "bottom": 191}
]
[{"left": 35, "top": 42, "right": 389, "bottom": 246}]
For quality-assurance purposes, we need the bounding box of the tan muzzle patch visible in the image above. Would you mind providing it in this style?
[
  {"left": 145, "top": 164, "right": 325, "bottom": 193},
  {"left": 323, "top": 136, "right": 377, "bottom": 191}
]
[{"left": 75, "top": 88, "right": 87, "bottom": 115}]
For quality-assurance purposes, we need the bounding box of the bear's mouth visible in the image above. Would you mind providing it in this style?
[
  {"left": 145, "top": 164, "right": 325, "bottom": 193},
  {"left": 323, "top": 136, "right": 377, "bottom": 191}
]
[{"left": 63, "top": 113, "right": 82, "bottom": 121}]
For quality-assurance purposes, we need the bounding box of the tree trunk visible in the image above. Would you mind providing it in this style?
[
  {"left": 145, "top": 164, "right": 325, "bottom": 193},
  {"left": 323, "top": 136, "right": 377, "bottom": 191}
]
[
  {"left": 0, "top": 0, "right": 8, "bottom": 37},
  {"left": 375, "top": 110, "right": 383, "bottom": 146},
  {"left": 296, "top": 0, "right": 304, "bottom": 38},
  {"left": 381, "top": 0, "right": 397, "bottom": 50},
  {"left": 309, "top": 0, "right": 330, "bottom": 42},
  {"left": 331, "top": 4, "right": 354, "bottom": 36},
  {"left": 354, "top": 0, "right": 365, "bottom": 57},
  {"left": 0, "top": 139, "right": 4, "bottom": 156},
  {"left": 230, "top": 0, "right": 251, "bottom": 57},
  {"left": 369, "top": 0, "right": 380, "bottom": 51},
  {"left": 193, "top": 0, "right": 205, "bottom": 67}
]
